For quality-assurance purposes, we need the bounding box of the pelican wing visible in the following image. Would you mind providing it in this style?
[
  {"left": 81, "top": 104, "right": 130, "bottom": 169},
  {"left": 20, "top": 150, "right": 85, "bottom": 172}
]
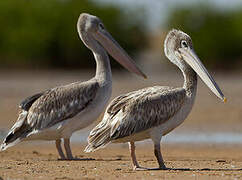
[
  {"left": 20, "top": 92, "right": 45, "bottom": 111},
  {"left": 106, "top": 86, "right": 186, "bottom": 140},
  {"left": 25, "top": 80, "right": 99, "bottom": 130}
]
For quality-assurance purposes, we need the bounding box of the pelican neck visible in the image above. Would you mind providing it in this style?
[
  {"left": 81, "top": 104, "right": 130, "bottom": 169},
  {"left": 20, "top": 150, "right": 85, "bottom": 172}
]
[
  {"left": 182, "top": 67, "right": 197, "bottom": 97},
  {"left": 93, "top": 50, "right": 112, "bottom": 83}
]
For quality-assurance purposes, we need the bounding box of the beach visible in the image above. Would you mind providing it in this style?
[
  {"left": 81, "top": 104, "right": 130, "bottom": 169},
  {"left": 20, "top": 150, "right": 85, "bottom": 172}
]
[
  {"left": 0, "top": 69, "right": 241, "bottom": 179},
  {"left": 1, "top": 143, "right": 242, "bottom": 179}
]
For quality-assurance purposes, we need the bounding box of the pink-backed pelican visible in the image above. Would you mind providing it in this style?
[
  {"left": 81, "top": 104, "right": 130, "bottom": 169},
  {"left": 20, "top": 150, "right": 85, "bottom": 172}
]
[
  {"left": 85, "top": 29, "right": 226, "bottom": 170},
  {"left": 0, "top": 13, "right": 146, "bottom": 160}
]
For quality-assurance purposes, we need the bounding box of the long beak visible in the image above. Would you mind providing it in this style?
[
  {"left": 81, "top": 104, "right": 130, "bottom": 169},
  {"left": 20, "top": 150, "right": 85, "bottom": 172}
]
[
  {"left": 179, "top": 48, "right": 226, "bottom": 102},
  {"left": 93, "top": 29, "right": 147, "bottom": 79}
]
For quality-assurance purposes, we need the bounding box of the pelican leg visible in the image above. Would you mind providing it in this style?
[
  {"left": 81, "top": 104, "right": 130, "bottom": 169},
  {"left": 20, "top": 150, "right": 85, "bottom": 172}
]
[
  {"left": 129, "top": 142, "right": 148, "bottom": 170},
  {"left": 154, "top": 143, "right": 167, "bottom": 169},
  {"left": 56, "top": 139, "right": 66, "bottom": 160},
  {"left": 129, "top": 142, "right": 139, "bottom": 170},
  {"left": 64, "top": 138, "right": 74, "bottom": 160}
]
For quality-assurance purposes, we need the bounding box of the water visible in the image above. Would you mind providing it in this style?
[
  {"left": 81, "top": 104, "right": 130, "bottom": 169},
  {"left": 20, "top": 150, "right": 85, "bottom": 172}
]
[
  {"left": 1, "top": 128, "right": 241, "bottom": 145},
  {"left": 162, "top": 131, "right": 242, "bottom": 144},
  {"left": 72, "top": 130, "right": 242, "bottom": 145}
]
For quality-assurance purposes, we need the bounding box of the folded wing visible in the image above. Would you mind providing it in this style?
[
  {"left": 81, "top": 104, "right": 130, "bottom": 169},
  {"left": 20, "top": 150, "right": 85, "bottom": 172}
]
[
  {"left": 85, "top": 86, "right": 186, "bottom": 152},
  {"left": 107, "top": 86, "right": 186, "bottom": 140}
]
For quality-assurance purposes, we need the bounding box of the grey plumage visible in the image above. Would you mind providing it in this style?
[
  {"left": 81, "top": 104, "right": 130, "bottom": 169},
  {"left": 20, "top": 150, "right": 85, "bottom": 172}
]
[
  {"left": 85, "top": 29, "right": 225, "bottom": 170},
  {"left": 109, "top": 87, "right": 186, "bottom": 139},
  {"left": 85, "top": 87, "right": 186, "bottom": 151},
  {"left": 2, "top": 79, "right": 98, "bottom": 148},
  {"left": 0, "top": 13, "right": 146, "bottom": 159},
  {"left": 20, "top": 92, "right": 44, "bottom": 111},
  {"left": 25, "top": 80, "right": 98, "bottom": 130}
]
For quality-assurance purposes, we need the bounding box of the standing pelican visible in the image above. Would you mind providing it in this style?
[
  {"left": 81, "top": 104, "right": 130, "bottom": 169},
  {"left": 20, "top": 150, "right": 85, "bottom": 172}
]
[
  {"left": 0, "top": 13, "right": 146, "bottom": 160},
  {"left": 85, "top": 29, "right": 226, "bottom": 170}
]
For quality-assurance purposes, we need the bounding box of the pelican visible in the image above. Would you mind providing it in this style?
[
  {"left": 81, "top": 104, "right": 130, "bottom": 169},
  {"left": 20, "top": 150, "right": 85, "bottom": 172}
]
[
  {"left": 85, "top": 29, "right": 226, "bottom": 170},
  {"left": 0, "top": 13, "right": 146, "bottom": 160}
]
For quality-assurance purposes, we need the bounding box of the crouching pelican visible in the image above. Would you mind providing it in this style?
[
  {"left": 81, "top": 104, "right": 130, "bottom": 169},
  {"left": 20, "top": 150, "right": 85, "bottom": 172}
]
[
  {"left": 85, "top": 29, "right": 226, "bottom": 170},
  {"left": 0, "top": 13, "right": 146, "bottom": 160}
]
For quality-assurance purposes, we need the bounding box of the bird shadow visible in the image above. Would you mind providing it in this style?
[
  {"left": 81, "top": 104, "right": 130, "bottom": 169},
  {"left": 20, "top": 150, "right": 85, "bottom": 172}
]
[
  {"left": 57, "top": 157, "right": 95, "bottom": 161},
  {"left": 142, "top": 167, "right": 242, "bottom": 171},
  {"left": 94, "top": 158, "right": 125, "bottom": 162}
]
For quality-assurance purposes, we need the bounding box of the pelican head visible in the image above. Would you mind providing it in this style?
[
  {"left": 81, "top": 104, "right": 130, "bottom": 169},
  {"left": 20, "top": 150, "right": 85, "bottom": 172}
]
[
  {"left": 77, "top": 13, "right": 147, "bottom": 79},
  {"left": 164, "top": 29, "right": 226, "bottom": 102}
]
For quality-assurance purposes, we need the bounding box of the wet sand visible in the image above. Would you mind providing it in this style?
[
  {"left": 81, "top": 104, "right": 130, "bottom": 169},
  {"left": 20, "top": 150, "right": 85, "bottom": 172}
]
[{"left": 0, "top": 69, "right": 242, "bottom": 179}]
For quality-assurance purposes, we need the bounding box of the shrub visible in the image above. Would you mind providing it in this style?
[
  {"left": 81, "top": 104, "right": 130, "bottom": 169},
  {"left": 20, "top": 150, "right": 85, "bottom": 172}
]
[{"left": 0, "top": 0, "right": 147, "bottom": 69}]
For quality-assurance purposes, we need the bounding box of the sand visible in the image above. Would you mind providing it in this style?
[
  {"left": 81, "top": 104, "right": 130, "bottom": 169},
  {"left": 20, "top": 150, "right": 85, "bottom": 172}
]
[
  {"left": 0, "top": 143, "right": 242, "bottom": 180},
  {"left": 0, "top": 69, "right": 242, "bottom": 179}
]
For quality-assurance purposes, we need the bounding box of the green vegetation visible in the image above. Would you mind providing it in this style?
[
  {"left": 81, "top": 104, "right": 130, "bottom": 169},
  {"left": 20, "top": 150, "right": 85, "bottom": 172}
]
[
  {"left": 165, "top": 5, "right": 242, "bottom": 69},
  {"left": 0, "top": 0, "right": 147, "bottom": 68}
]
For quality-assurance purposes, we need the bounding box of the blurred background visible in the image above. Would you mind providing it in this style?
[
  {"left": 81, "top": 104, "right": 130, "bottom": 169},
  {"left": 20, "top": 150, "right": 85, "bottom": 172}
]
[
  {"left": 0, "top": 0, "right": 242, "bottom": 70},
  {"left": 0, "top": 0, "right": 242, "bottom": 144}
]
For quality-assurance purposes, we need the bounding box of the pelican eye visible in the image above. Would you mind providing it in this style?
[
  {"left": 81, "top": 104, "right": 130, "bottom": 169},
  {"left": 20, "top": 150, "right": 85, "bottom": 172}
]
[
  {"left": 181, "top": 40, "right": 188, "bottom": 48},
  {"left": 99, "top": 23, "right": 104, "bottom": 30}
]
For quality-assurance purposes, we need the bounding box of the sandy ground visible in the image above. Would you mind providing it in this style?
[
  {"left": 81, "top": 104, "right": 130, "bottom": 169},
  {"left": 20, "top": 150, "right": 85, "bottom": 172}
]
[
  {"left": 0, "top": 69, "right": 241, "bottom": 179},
  {"left": 0, "top": 143, "right": 242, "bottom": 180}
]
